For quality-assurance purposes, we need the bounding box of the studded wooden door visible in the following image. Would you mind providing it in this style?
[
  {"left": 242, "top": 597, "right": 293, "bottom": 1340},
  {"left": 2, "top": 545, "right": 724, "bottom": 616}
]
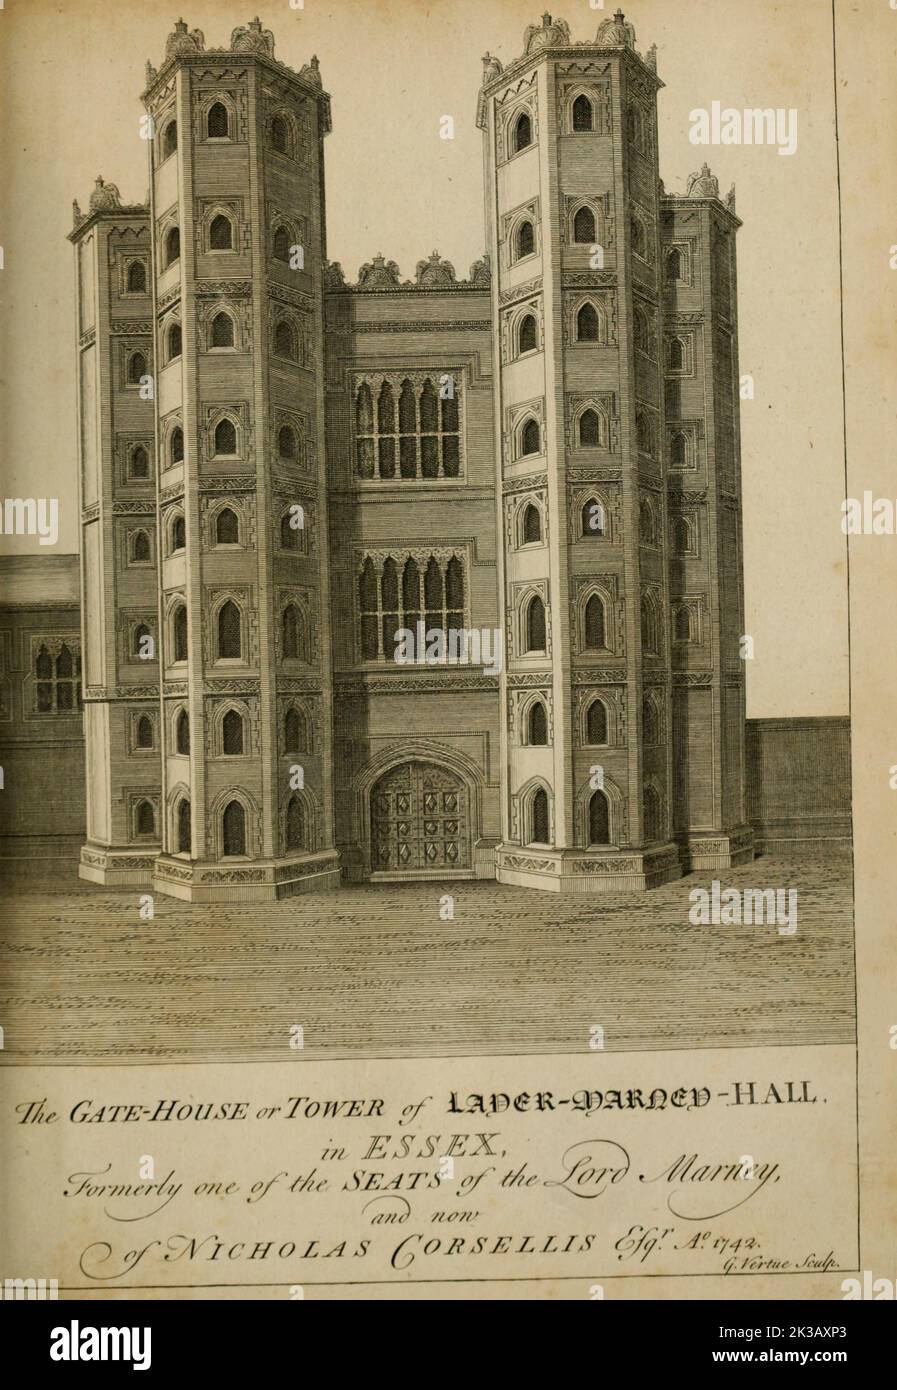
[{"left": 370, "top": 762, "right": 470, "bottom": 872}]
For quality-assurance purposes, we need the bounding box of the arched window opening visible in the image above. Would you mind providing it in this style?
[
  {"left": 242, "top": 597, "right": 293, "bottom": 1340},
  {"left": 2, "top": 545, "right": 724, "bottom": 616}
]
[
  {"left": 209, "top": 213, "right": 233, "bottom": 250},
  {"left": 176, "top": 709, "right": 190, "bottom": 755},
  {"left": 586, "top": 699, "right": 608, "bottom": 746},
  {"left": 528, "top": 701, "right": 548, "bottom": 747},
  {"left": 218, "top": 601, "right": 242, "bottom": 660},
  {"left": 589, "top": 790, "right": 610, "bottom": 846},
  {"left": 675, "top": 607, "right": 692, "bottom": 643},
  {"left": 273, "top": 225, "right": 291, "bottom": 262},
  {"left": 525, "top": 595, "right": 546, "bottom": 653},
  {"left": 278, "top": 424, "right": 297, "bottom": 459},
  {"left": 522, "top": 503, "right": 541, "bottom": 545},
  {"left": 579, "top": 408, "right": 604, "bottom": 448},
  {"left": 668, "top": 337, "right": 685, "bottom": 371},
  {"left": 518, "top": 313, "right": 537, "bottom": 355},
  {"left": 282, "top": 604, "right": 301, "bottom": 660},
  {"left": 284, "top": 707, "right": 307, "bottom": 755},
  {"left": 136, "top": 800, "right": 155, "bottom": 835},
  {"left": 34, "top": 644, "right": 82, "bottom": 713},
  {"left": 215, "top": 508, "right": 239, "bottom": 545},
  {"left": 132, "top": 624, "right": 150, "bottom": 659},
  {"left": 639, "top": 499, "right": 656, "bottom": 546},
  {"left": 354, "top": 377, "right": 462, "bottom": 482},
  {"left": 572, "top": 94, "right": 593, "bottom": 132},
  {"left": 207, "top": 102, "right": 229, "bottom": 139},
  {"left": 127, "top": 352, "right": 146, "bottom": 385},
  {"left": 274, "top": 319, "right": 298, "bottom": 360},
  {"left": 666, "top": 248, "right": 683, "bottom": 282},
  {"left": 514, "top": 111, "right": 532, "bottom": 152},
  {"left": 173, "top": 605, "right": 188, "bottom": 663},
  {"left": 162, "top": 120, "right": 178, "bottom": 159},
  {"left": 211, "top": 312, "right": 234, "bottom": 348},
  {"left": 359, "top": 558, "right": 378, "bottom": 660},
  {"left": 56, "top": 646, "right": 73, "bottom": 685},
  {"left": 132, "top": 530, "right": 150, "bottom": 563},
  {"left": 127, "top": 260, "right": 146, "bottom": 293},
  {"left": 673, "top": 516, "right": 692, "bottom": 554},
  {"left": 521, "top": 418, "right": 541, "bottom": 456},
  {"left": 167, "top": 322, "right": 182, "bottom": 361},
  {"left": 577, "top": 301, "right": 600, "bottom": 342},
  {"left": 165, "top": 226, "right": 180, "bottom": 267},
  {"left": 573, "top": 205, "right": 596, "bottom": 244},
  {"left": 581, "top": 498, "right": 605, "bottom": 537},
  {"left": 130, "top": 445, "right": 149, "bottom": 479},
  {"left": 171, "top": 514, "right": 186, "bottom": 552},
  {"left": 170, "top": 427, "right": 184, "bottom": 464},
  {"left": 270, "top": 115, "right": 289, "bottom": 154},
  {"left": 670, "top": 431, "right": 688, "bottom": 468},
  {"left": 643, "top": 696, "right": 661, "bottom": 746},
  {"left": 280, "top": 511, "right": 299, "bottom": 551},
  {"left": 286, "top": 795, "right": 305, "bottom": 851},
  {"left": 136, "top": 715, "right": 153, "bottom": 749},
  {"left": 177, "top": 798, "right": 191, "bottom": 854},
  {"left": 641, "top": 596, "right": 659, "bottom": 654},
  {"left": 584, "top": 594, "right": 606, "bottom": 651},
  {"left": 214, "top": 418, "right": 237, "bottom": 456},
  {"left": 222, "top": 800, "right": 246, "bottom": 856},
  {"left": 222, "top": 709, "right": 244, "bottom": 755},
  {"left": 35, "top": 645, "right": 52, "bottom": 711},
  {"left": 530, "top": 787, "right": 550, "bottom": 845},
  {"left": 515, "top": 220, "right": 535, "bottom": 259}
]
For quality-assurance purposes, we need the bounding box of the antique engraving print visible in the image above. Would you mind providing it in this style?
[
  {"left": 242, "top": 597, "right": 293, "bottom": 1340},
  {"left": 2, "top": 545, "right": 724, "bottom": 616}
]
[{"left": 0, "top": 1, "right": 875, "bottom": 1303}]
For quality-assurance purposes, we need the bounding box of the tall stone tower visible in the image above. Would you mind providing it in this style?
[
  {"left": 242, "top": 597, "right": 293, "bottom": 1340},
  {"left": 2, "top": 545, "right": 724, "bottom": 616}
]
[
  {"left": 136, "top": 18, "right": 339, "bottom": 900},
  {"left": 71, "top": 11, "right": 751, "bottom": 900},
  {"left": 479, "top": 10, "right": 750, "bottom": 891},
  {"left": 70, "top": 181, "right": 161, "bottom": 887},
  {"left": 662, "top": 166, "right": 753, "bottom": 872}
]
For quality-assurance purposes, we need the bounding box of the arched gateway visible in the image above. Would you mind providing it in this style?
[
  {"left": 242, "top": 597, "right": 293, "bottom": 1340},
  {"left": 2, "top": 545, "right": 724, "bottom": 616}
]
[{"left": 370, "top": 761, "right": 470, "bottom": 873}]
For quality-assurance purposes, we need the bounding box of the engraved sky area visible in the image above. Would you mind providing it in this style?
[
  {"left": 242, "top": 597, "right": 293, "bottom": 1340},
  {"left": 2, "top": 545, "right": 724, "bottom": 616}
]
[{"left": 0, "top": 0, "right": 849, "bottom": 716}]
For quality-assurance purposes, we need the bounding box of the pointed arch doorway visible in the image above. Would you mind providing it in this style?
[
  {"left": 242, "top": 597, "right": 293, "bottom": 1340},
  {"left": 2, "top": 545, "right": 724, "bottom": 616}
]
[{"left": 370, "top": 761, "right": 471, "bottom": 875}]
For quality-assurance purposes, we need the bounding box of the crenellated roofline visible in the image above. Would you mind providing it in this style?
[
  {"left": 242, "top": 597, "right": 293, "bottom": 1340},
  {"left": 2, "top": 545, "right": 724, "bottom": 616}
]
[
  {"left": 477, "top": 11, "right": 662, "bottom": 131},
  {"left": 141, "top": 18, "right": 331, "bottom": 132}
]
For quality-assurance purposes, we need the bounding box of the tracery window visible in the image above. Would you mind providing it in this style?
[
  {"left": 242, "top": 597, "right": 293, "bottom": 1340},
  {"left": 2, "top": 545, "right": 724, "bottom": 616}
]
[
  {"left": 34, "top": 641, "right": 82, "bottom": 713},
  {"left": 355, "top": 375, "right": 462, "bottom": 481},
  {"left": 358, "top": 553, "right": 465, "bottom": 662}
]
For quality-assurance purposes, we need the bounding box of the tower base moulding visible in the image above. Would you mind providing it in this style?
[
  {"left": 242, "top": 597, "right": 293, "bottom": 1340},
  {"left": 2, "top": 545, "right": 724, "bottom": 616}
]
[
  {"left": 495, "top": 842, "right": 683, "bottom": 893},
  {"left": 151, "top": 851, "right": 341, "bottom": 903},
  {"left": 79, "top": 844, "right": 159, "bottom": 888},
  {"left": 678, "top": 827, "right": 754, "bottom": 872}
]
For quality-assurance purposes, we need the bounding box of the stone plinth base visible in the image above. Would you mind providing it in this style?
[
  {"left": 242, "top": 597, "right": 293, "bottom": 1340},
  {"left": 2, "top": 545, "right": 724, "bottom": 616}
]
[
  {"left": 152, "top": 850, "right": 341, "bottom": 902},
  {"left": 495, "top": 842, "right": 682, "bottom": 893},
  {"left": 79, "top": 843, "right": 157, "bottom": 888},
  {"left": 679, "top": 826, "right": 754, "bottom": 872}
]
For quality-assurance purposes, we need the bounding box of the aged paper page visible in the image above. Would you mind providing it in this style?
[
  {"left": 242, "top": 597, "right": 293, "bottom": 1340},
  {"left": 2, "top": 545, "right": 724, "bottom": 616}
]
[{"left": 0, "top": 0, "right": 894, "bottom": 1337}]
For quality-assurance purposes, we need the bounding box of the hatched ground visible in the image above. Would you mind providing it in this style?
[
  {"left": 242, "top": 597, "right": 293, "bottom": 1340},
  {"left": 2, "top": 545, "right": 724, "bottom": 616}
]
[{"left": 0, "top": 852, "right": 854, "bottom": 1064}]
